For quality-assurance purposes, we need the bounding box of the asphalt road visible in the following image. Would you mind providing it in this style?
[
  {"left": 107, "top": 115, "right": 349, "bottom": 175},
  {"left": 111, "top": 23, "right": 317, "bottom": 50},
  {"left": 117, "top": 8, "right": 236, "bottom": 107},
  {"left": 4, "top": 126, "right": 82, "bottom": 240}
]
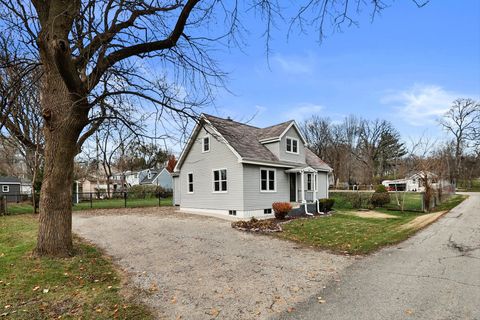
[{"left": 277, "top": 192, "right": 480, "bottom": 320}]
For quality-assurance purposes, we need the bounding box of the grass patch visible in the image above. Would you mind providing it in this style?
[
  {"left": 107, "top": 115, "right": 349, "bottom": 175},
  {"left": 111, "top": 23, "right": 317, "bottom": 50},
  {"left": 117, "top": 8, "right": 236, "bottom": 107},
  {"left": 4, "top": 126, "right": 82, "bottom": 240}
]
[
  {"left": 279, "top": 194, "right": 468, "bottom": 255},
  {"left": 278, "top": 211, "right": 417, "bottom": 255},
  {"left": 329, "top": 192, "right": 423, "bottom": 212},
  {"left": 0, "top": 215, "right": 153, "bottom": 319},
  {"left": 432, "top": 194, "right": 468, "bottom": 212},
  {"left": 5, "top": 197, "right": 173, "bottom": 215},
  {"left": 457, "top": 179, "right": 480, "bottom": 192}
]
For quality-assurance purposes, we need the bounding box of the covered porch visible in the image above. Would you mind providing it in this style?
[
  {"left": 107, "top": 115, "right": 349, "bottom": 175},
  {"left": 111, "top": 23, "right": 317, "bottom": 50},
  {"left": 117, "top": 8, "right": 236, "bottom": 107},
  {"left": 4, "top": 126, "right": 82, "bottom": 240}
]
[{"left": 285, "top": 166, "right": 329, "bottom": 205}]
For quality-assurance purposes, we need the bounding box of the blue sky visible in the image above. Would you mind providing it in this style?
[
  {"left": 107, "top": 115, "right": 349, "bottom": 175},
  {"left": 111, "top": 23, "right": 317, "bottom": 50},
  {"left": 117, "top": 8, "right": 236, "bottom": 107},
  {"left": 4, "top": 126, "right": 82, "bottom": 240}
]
[{"left": 198, "top": 0, "right": 480, "bottom": 142}]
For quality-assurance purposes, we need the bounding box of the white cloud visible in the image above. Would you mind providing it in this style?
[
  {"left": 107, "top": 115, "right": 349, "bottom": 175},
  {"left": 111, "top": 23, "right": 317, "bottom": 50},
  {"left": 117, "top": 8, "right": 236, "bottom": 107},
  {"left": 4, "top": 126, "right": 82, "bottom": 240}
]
[
  {"left": 282, "top": 103, "right": 325, "bottom": 122},
  {"left": 382, "top": 85, "right": 460, "bottom": 126},
  {"left": 272, "top": 53, "right": 316, "bottom": 75}
]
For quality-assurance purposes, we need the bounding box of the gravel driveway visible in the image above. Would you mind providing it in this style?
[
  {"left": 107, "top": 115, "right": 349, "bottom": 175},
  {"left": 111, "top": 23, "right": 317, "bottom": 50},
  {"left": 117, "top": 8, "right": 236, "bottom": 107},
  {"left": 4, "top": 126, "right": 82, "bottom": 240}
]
[{"left": 73, "top": 208, "right": 352, "bottom": 319}]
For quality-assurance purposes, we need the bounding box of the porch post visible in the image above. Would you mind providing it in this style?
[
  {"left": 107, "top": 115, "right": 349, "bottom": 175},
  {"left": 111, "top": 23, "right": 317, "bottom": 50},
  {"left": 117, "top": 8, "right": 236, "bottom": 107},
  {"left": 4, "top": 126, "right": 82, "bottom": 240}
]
[
  {"left": 326, "top": 172, "right": 330, "bottom": 198},
  {"left": 300, "top": 170, "right": 306, "bottom": 203},
  {"left": 313, "top": 172, "right": 317, "bottom": 201}
]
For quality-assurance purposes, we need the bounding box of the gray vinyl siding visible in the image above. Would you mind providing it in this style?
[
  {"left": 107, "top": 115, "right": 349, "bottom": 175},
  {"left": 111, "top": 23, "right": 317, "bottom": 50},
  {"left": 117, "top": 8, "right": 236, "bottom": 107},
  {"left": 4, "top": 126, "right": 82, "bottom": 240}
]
[
  {"left": 278, "top": 126, "right": 306, "bottom": 163},
  {"left": 317, "top": 172, "right": 328, "bottom": 198},
  {"left": 173, "top": 176, "right": 180, "bottom": 205},
  {"left": 242, "top": 164, "right": 289, "bottom": 211},
  {"left": 153, "top": 170, "right": 173, "bottom": 191},
  {"left": 0, "top": 183, "right": 21, "bottom": 202},
  {"left": 179, "top": 127, "right": 244, "bottom": 210},
  {"left": 264, "top": 141, "right": 280, "bottom": 157}
]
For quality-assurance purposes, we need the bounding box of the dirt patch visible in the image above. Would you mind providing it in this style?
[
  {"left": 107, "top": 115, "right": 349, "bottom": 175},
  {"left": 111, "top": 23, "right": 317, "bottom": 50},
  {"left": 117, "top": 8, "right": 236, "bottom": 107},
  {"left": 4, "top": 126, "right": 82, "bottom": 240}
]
[
  {"left": 349, "top": 210, "right": 398, "bottom": 219},
  {"left": 73, "top": 209, "right": 353, "bottom": 319},
  {"left": 231, "top": 217, "right": 282, "bottom": 232},
  {"left": 400, "top": 211, "right": 447, "bottom": 230}
]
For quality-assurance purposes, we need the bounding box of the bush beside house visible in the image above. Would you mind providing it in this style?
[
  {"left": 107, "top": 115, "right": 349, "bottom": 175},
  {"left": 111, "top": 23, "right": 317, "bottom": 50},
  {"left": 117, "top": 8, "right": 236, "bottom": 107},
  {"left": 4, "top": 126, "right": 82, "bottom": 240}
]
[
  {"left": 272, "top": 202, "right": 292, "bottom": 220},
  {"left": 318, "top": 198, "right": 335, "bottom": 212}
]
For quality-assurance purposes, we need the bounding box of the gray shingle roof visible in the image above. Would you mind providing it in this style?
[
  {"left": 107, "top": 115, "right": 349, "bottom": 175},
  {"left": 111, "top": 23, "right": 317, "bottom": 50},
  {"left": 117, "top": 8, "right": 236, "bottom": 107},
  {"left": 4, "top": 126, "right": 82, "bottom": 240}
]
[
  {"left": 204, "top": 115, "right": 278, "bottom": 162},
  {"left": 257, "top": 121, "right": 293, "bottom": 141},
  {"left": 305, "top": 148, "right": 332, "bottom": 171},
  {"left": 203, "top": 114, "right": 332, "bottom": 171},
  {"left": 0, "top": 176, "right": 21, "bottom": 184}
]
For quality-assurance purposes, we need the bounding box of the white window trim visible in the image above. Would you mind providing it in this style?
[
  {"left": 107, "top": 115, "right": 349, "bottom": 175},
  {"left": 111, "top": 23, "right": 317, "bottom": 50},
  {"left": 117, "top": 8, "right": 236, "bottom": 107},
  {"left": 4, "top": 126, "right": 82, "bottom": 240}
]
[
  {"left": 212, "top": 168, "right": 228, "bottom": 193},
  {"left": 2, "top": 185, "right": 9, "bottom": 193},
  {"left": 202, "top": 135, "right": 210, "bottom": 153},
  {"left": 187, "top": 172, "right": 194, "bottom": 194},
  {"left": 286, "top": 136, "right": 299, "bottom": 154},
  {"left": 305, "top": 173, "right": 318, "bottom": 192},
  {"left": 260, "top": 168, "right": 277, "bottom": 193}
]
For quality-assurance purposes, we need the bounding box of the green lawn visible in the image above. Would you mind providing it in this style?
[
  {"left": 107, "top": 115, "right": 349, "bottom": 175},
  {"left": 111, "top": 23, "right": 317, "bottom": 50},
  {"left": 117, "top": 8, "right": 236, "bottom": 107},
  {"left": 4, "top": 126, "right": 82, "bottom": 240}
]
[
  {"left": 329, "top": 191, "right": 423, "bottom": 212},
  {"left": 278, "top": 194, "right": 468, "bottom": 255},
  {"left": 4, "top": 197, "right": 173, "bottom": 215},
  {"left": 457, "top": 179, "right": 480, "bottom": 192},
  {"left": 0, "top": 215, "right": 153, "bottom": 319}
]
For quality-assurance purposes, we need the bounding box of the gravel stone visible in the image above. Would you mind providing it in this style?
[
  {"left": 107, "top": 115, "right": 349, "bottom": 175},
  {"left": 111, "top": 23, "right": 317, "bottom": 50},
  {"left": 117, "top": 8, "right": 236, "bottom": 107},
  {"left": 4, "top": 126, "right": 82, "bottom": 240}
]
[{"left": 73, "top": 207, "right": 353, "bottom": 319}]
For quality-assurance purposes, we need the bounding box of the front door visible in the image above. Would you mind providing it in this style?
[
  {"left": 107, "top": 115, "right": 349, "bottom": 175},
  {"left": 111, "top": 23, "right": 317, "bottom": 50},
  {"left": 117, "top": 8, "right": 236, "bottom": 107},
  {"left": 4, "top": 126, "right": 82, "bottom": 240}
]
[{"left": 289, "top": 173, "right": 296, "bottom": 202}]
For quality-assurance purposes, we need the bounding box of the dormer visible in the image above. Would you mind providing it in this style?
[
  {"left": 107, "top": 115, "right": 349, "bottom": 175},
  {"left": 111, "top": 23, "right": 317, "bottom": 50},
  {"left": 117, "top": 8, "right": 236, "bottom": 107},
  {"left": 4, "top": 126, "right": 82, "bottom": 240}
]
[{"left": 258, "top": 121, "right": 307, "bottom": 164}]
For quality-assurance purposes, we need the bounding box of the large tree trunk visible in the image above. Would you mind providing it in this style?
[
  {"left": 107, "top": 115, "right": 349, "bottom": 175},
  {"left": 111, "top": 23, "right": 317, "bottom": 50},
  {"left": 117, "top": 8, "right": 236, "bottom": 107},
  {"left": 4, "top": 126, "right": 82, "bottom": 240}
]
[
  {"left": 33, "top": 1, "right": 88, "bottom": 257},
  {"left": 34, "top": 66, "right": 88, "bottom": 257}
]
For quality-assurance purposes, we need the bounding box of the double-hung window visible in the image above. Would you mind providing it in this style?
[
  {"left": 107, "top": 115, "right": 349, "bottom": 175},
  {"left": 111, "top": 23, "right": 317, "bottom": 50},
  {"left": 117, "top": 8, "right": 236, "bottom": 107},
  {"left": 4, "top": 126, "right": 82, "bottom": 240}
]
[
  {"left": 260, "top": 169, "right": 276, "bottom": 192},
  {"left": 213, "top": 169, "right": 227, "bottom": 192},
  {"left": 307, "top": 174, "right": 312, "bottom": 191},
  {"left": 286, "top": 137, "right": 298, "bottom": 154},
  {"left": 202, "top": 136, "right": 210, "bottom": 152},
  {"left": 2, "top": 185, "right": 9, "bottom": 193},
  {"left": 188, "top": 173, "right": 194, "bottom": 193}
]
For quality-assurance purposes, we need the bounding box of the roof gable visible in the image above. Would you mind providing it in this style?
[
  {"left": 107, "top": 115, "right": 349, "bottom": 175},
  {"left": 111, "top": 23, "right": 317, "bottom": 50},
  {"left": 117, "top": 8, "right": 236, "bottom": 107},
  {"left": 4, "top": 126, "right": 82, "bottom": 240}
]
[{"left": 175, "top": 114, "right": 331, "bottom": 171}]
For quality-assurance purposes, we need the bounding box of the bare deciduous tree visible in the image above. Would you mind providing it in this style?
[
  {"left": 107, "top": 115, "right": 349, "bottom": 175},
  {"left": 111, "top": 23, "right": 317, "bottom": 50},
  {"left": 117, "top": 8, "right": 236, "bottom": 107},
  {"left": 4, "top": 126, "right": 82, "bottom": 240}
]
[
  {"left": 439, "top": 98, "right": 480, "bottom": 185},
  {"left": 0, "top": 0, "right": 428, "bottom": 256}
]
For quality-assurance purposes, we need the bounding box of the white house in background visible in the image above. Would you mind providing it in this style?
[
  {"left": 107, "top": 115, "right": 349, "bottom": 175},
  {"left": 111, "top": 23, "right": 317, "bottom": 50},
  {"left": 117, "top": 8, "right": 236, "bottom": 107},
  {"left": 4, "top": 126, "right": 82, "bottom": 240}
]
[
  {"left": 116, "top": 168, "right": 173, "bottom": 191},
  {"left": 172, "top": 114, "right": 332, "bottom": 219},
  {"left": 382, "top": 171, "right": 438, "bottom": 192},
  {"left": 20, "top": 179, "right": 32, "bottom": 195},
  {"left": 121, "top": 171, "right": 140, "bottom": 186}
]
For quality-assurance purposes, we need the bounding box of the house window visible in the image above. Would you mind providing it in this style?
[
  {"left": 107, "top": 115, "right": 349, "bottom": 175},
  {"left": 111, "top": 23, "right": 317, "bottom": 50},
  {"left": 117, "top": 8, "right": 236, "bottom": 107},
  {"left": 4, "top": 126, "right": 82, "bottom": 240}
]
[
  {"left": 229, "top": 210, "right": 237, "bottom": 216},
  {"left": 286, "top": 137, "right": 298, "bottom": 154},
  {"left": 188, "top": 173, "right": 194, "bottom": 193},
  {"left": 264, "top": 208, "right": 272, "bottom": 214},
  {"left": 202, "top": 136, "right": 210, "bottom": 152},
  {"left": 307, "top": 174, "right": 312, "bottom": 191},
  {"left": 213, "top": 169, "right": 227, "bottom": 192},
  {"left": 260, "top": 169, "right": 276, "bottom": 192},
  {"left": 2, "top": 185, "right": 9, "bottom": 193}
]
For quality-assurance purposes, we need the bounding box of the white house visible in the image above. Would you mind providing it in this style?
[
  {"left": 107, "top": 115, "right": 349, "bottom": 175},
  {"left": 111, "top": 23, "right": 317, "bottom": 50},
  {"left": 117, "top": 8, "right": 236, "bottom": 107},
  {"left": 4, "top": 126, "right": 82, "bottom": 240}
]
[
  {"left": 382, "top": 172, "right": 438, "bottom": 192},
  {"left": 172, "top": 114, "right": 332, "bottom": 219},
  {"left": 118, "top": 168, "right": 173, "bottom": 191}
]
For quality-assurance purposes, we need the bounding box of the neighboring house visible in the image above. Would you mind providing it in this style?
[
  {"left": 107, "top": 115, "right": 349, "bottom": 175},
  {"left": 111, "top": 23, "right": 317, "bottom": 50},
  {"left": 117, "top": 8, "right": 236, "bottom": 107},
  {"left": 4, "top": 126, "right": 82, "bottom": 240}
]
[
  {"left": 172, "top": 114, "right": 332, "bottom": 219},
  {"left": 382, "top": 171, "right": 438, "bottom": 192},
  {"left": 122, "top": 171, "right": 140, "bottom": 187},
  {"left": 0, "top": 176, "right": 21, "bottom": 202},
  {"left": 79, "top": 177, "right": 121, "bottom": 195},
  {"left": 139, "top": 168, "right": 173, "bottom": 191},
  {"left": 115, "top": 168, "right": 173, "bottom": 191},
  {"left": 20, "top": 179, "right": 32, "bottom": 195}
]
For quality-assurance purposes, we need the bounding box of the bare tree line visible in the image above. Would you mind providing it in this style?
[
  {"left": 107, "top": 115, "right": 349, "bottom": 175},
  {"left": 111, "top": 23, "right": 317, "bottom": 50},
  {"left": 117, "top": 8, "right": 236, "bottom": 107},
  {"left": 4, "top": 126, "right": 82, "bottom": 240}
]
[{"left": 301, "top": 98, "right": 480, "bottom": 190}]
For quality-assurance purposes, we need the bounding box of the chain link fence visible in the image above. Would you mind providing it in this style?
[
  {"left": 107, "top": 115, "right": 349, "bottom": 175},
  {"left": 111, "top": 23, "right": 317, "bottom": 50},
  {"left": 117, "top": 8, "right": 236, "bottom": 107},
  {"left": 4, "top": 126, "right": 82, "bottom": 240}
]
[{"left": 330, "top": 182, "right": 456, "bottom": 213}]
